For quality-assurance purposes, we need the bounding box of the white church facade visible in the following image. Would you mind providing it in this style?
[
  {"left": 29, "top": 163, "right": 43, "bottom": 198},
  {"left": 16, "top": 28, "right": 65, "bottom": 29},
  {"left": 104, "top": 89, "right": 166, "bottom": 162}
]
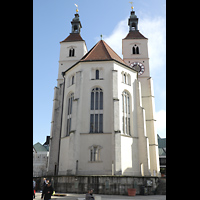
[{"left": 47, "top": 9, "right": 160, "bottom": 177}]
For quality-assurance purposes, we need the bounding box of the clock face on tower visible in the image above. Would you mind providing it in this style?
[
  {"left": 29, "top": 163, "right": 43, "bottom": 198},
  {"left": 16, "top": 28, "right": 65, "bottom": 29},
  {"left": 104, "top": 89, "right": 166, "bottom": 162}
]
[{"left": 130, "top": 62, "right": 145, "bottom": 75}]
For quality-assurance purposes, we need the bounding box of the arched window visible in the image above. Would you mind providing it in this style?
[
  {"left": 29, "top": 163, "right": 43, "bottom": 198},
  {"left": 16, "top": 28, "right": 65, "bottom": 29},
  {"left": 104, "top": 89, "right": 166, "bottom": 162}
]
[
  {"left": 136, "top": 46, "right": 139, "bottom": 54},
  {"left": 69, "top": 48, "right": 75, "bottom": 57},
  {"left": 122, "top": 72, "right": 130, "bottom": 85},
  {"left": 89, "top": 145, "right": 102, "bottom": 162},
  {"left": 96, "top": 70, "right": 99, "bottom": 79},
  {"left": 132, "top": 47, "right": 136, "bottom": 54},
  {"left": 90, "top": 87, "right": 103, "bottom": 133},
  {"left": 66, "top": 93, "right": 74, "bottom": 136},
  {"left": 72, "top": 75, "right": 74, "bottom": 85},
  {"left": 131, "top": 23, "right": 136, "bottom": 31},
  {"left": 73, "top": 25, "right": 78, "bottom": 32},
  {"left": 132, "top": 45, "right": 139, "bottom": 54},
  {"left": 127, "top": 74, "right": 131, "bottom": 85},
  {"left": 124, "top": 74, "right": 126, "bottom": 83},
  {"left": 122, "top": 91, "right": 131, "bottom": 135}
]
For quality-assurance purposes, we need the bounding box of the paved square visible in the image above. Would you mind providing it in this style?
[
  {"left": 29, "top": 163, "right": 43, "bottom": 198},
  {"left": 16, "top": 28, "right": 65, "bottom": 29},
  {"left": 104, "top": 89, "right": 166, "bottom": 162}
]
[{"left": 34, "top": 192, "right": 166, "bottom": 200}]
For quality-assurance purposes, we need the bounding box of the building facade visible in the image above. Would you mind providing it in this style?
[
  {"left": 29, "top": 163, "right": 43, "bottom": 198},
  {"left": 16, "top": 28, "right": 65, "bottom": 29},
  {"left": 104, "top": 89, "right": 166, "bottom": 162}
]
[
  {"left": 158, "top": 135, "right": 166, "bottom": 176},
  {"left": 33, "top": 140, "right": 49, "bottom": 177},
  {"left": 47, "top": 9, "right": 160, "bottom": 177}
]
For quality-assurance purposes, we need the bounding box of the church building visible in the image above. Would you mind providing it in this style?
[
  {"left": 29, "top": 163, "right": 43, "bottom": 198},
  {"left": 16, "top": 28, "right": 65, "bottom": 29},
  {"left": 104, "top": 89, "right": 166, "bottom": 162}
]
[{"left": 47, "top": 8, "right": 160, "bottom": 177}]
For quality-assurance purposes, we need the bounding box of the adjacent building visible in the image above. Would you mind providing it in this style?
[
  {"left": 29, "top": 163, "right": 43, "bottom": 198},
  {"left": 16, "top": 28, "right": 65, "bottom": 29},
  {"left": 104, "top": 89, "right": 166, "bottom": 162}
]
[{"left": 33, "top": 137, "right": 50, "bottom": 177}]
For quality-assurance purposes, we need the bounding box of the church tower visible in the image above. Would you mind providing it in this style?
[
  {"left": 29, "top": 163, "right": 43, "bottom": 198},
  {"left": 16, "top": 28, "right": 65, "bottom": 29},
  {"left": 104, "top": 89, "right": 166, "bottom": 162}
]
[
  {"left": 48, "top": 12, "right": 87, "bottom": 175},
  {"left": 122, "top": 8, "right": 160, "bottom": 176},
  {"left": 57, "top": 13, "right": 87, "bottom": 86}
]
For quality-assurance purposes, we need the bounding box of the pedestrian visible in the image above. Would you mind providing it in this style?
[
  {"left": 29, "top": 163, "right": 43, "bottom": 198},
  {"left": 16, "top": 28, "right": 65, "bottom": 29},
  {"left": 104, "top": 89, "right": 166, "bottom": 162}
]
[
  {"left": 85, "top": 189, "right": 95, "bottom": 200},
  {"left": 42, "top": 178, "right": 49, "bottom": 189},
  {"left": 33, "top": 179, "right": 36, "bottom": 199},
  {"left": 41, "top": 181, "right": 53, "bottom": 200}
]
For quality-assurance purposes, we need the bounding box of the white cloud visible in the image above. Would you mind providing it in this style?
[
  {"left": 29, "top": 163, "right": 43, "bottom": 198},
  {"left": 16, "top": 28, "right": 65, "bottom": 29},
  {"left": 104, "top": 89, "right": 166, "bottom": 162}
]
[
  {"left": 102, "top": 15, "right": 166, "bottom": 138},
  {"left": 103, "top": 18, "right": 128, "bottom": 57},
  {"left": 139, "top": 16, "right": 166, "bottom": 74},
  {"left": 155, "top": 110, "right": 166, "bottom": 138},
  {"left": 102, "top": 15, "right": 166, "bottom": 76}
]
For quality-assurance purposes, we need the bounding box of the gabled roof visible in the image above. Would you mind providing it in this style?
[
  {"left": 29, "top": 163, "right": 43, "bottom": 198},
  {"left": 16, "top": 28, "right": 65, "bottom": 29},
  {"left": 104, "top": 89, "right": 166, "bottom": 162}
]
[
  {"left": 80, "top": 40, "right": 127, "bottom": 66},
  {"left": 158, "top": 136, "right": 166, "bottom": 149},
  {"left": 60, "top": 33, "right": 84, "bottom": 43},
  {"left": 123, "top": 30, "right": 147, "bottom": 40},
  {"left": 159, "top": 148, "right": 166, "bottom": 156},
  {"left": 62, "top": 40, "right": 137, "bottom": 75},
  {"left": 33, "top": 142, "right": 48, "bottom": 152}
]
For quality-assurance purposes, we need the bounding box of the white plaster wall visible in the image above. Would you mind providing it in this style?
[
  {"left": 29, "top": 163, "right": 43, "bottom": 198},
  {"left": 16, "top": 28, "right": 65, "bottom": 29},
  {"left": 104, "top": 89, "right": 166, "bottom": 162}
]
[
  {"left": 78, "top": 133, "right": 112, "bottom": 175},
  {"left": 122, "top": 39, "right": 149, "bottom": 59},
  {"left": 121, "top": 136, "right": 133, "bottom": 175},
  {"left": 59, "top": 61, "right": 115, "bottom": 175},
  {"left": 122, "top": 38, "right": 150, "bottom": 77},
  {"left": 113, "top": 63, "right": 137, "bottom": 137},
  {"left": 57, "top": 58, "right": 158, "bottom": 176},
  {"left": 57, "top": 41, "right": 87, "bottom": 84}
]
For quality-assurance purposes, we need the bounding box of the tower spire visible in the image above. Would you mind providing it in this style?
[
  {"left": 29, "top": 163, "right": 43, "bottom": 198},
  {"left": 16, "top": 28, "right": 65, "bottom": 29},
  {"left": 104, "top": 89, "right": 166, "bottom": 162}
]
[
  {"left": 128, "top": 4, "right": 138, "bottom": 31},
  {"left": 71, "top": 12, "right": 82, "bottom": 34}
]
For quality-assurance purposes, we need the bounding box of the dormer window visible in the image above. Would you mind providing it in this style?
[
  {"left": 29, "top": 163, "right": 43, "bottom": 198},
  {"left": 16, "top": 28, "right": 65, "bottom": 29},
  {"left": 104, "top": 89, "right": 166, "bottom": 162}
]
[
  {"left": 69, "top": 48, "right": 75, "bottom": 57},
  {"left": 132, "top": 45, "right": 139, "bottom": 54}
]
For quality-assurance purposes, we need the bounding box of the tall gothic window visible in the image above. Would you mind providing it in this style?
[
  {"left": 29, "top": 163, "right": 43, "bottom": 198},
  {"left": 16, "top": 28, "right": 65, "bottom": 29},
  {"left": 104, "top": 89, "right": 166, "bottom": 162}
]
[
  {"left": 66, "top": 93, "right": 74, "bottom": 136},
  {"left": 90, "top": 88, "right": 103, "bottom": 133},
  {"left": 122, "top": 91, "right": 131, "bottom": 135}
]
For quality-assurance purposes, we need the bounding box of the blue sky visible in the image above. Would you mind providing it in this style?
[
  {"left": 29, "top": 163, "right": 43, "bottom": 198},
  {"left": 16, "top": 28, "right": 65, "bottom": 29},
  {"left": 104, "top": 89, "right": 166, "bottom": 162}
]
[{"left": 33, "top": 0, "right": 166, "bottom": 144}]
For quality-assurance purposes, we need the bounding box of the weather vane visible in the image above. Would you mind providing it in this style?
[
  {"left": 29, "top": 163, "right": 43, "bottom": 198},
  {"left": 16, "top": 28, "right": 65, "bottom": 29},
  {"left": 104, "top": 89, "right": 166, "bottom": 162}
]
[
  {"left": 129, "top": 2, "right": 134, "bottom": 11},
  {"left": 75, "top": 4, "right": 79, "bottom": 13},
  {"left": 100, "top": 34, "right": 103, "bottom": 40}
]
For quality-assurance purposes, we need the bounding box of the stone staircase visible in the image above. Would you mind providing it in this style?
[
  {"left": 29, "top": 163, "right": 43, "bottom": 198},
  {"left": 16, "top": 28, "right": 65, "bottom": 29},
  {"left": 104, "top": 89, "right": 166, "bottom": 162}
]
[{"left": 155, "top": 178, "right": 166, "bottom": 195}]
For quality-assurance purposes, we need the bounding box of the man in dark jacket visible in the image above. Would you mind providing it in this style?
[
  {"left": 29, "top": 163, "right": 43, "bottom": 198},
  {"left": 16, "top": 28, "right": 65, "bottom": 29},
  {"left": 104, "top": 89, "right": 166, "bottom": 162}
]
[
  {"left": 41, "top": 182, "right": 53, "bottom": 200},
  {"left": 85, "top": 189, "right": 95, "bottom": 200}
]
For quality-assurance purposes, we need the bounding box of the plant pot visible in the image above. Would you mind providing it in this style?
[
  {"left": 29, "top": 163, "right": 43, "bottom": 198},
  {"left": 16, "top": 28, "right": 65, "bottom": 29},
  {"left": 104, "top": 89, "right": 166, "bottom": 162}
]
[{"left": 127, "top": 188, "right": 136, "bottom": 196}]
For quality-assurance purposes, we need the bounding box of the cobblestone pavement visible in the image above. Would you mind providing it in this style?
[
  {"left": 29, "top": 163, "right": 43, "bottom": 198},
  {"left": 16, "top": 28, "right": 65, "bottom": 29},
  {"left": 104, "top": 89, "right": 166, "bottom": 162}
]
[{"left": 34, "top": 192, "right": 166, "bottom": 200}]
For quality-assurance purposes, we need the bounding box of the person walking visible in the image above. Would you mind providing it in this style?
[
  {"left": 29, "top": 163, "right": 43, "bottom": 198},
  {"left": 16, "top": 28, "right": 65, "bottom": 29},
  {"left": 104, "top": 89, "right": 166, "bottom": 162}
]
[
  {"left": 41, "top": 181, "right": 53, "bottom": 200},
  {"left": 85, "top": 189, "right": 95, "bottom": 200},
  {"left": 33, "top": 179, "right": 36, "bottom": 199}
]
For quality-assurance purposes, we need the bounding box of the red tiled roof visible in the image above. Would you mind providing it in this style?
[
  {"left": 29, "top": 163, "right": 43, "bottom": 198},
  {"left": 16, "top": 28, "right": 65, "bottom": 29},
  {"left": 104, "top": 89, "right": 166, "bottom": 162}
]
[
  {"left": 60, "top": 33, "right": 84, "bottom": 43},
  {"left": 62, "top": 40, "right": 137, "bottom": 74},
  {"left": 80, "top": 40, "right": 127, "bottom": 66},
  {"left": 123, "top": 30, "right": 147, "bottom": 40}
]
